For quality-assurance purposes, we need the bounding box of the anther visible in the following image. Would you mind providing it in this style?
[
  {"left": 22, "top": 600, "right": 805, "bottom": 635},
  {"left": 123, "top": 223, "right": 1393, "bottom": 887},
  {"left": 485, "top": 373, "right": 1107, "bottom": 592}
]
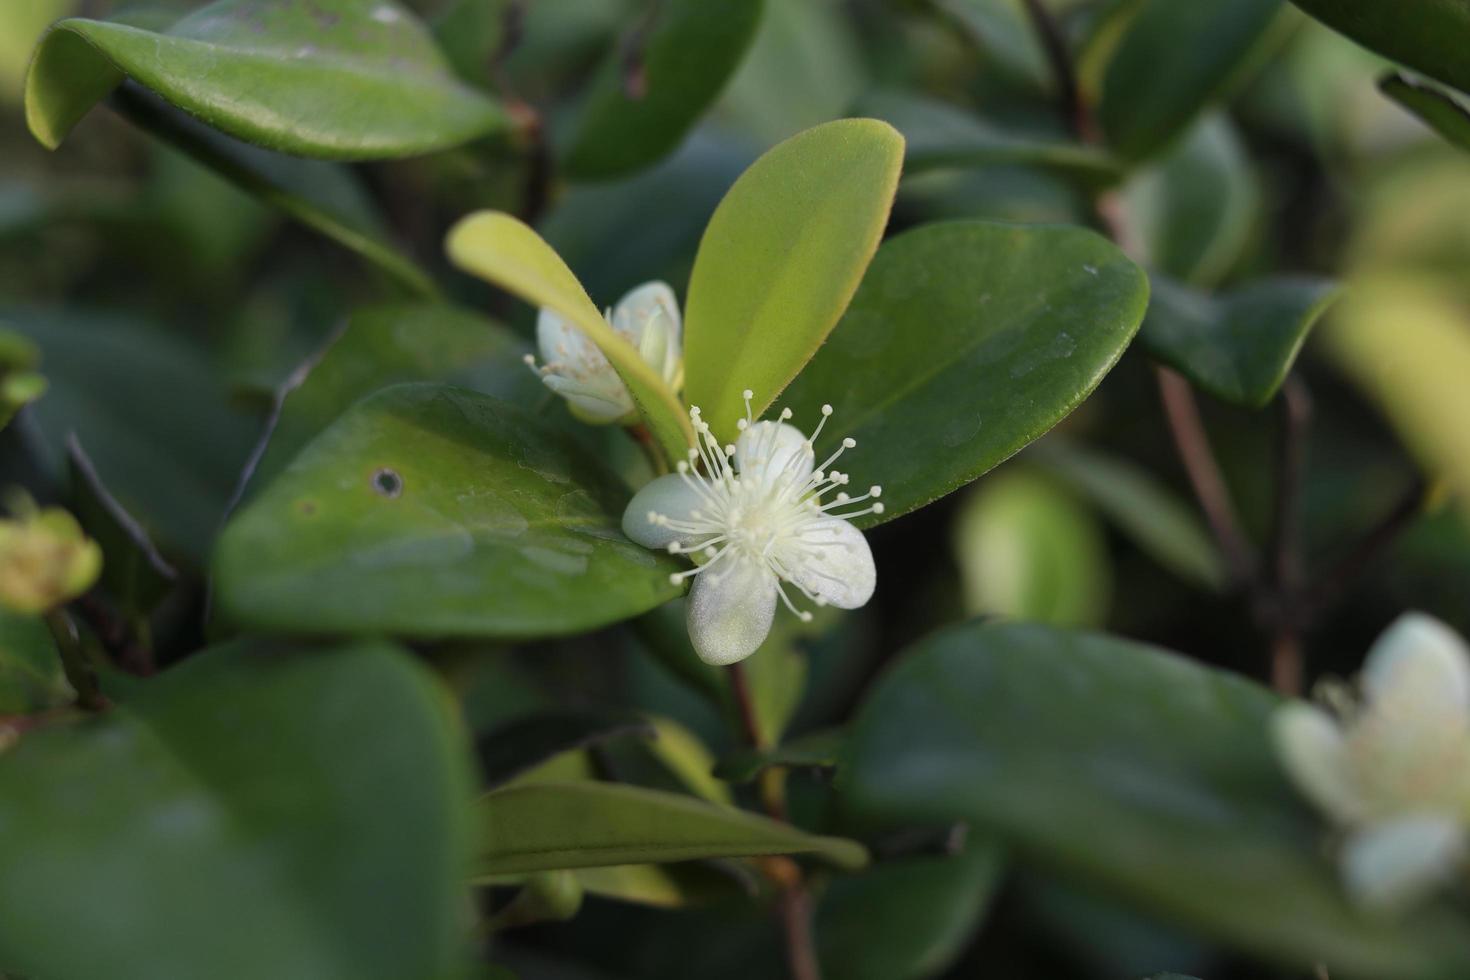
[{"left": 821, "top": 404, "right": 833, "bottom": 416}]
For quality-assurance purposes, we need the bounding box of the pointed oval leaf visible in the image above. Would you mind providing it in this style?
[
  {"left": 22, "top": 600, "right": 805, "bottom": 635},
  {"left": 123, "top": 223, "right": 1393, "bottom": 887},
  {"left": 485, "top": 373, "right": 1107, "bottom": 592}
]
[
  {"left": 843, "top": 621, "right": 1470, "bottom": 978},
  {"left": 1140, "top": 276, "right": 1341, "bottom": 408},
  {"left": 1380, "top": 73, "right": 1470, "bottom": 153},
  {"left": 214, "top": 383, "right": 681, "bottom": 638},
  {"left": 0, "top": 639, "right": 471, "bottom": 980},
  {"left": 473, "top": 780, "right": 867, "bottom": 874},
  {"left": 683, "top": 118, "right": 904, "bottom": 440},
  {"left": 446, "top": 211, "right": 694, "bottom": 463},
  {"left": 26, "top": 0, "right": 507, "bottom": 159},
  {"left": 778, "top": 220, "right": 1148, "bottom": 526},
  {"left": 1290, "top": 0, "right": 1470, "bottom": 97},
  {"left": 562, "top": 0, "right": 765, "bottom": 180}
]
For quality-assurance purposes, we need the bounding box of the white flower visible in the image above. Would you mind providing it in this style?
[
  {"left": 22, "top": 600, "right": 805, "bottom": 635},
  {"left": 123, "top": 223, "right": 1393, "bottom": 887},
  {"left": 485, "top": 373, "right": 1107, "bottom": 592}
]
[
  {"left": 622, "top": 391, "right": 882, "bottom": 666},
  {"left": 1272, "top": 612, "right": 1470, "bottom": 912},
  {"left": 525, "top": 281, "right": 683, "bottom": 424}
]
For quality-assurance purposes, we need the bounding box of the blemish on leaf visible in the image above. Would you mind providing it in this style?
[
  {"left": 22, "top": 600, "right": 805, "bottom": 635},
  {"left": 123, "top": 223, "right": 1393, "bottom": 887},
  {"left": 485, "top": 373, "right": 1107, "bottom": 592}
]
[
  {"left": 371, "top": 468, "right": 404, "bottom": 499},
  {"left": 297, "top": 500, "right": 318, "bottom": 517}
]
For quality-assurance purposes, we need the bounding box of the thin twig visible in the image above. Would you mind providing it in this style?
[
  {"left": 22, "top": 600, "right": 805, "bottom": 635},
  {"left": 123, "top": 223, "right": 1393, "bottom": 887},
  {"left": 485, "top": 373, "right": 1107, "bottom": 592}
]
[
  {"left": 1018, "top": 0, "right": 1081, "bottom": 131},
  {"left": 620, "top": 0, "right": 665, "bottom": 100},
  {"left": 1299, "top": 477, "right": 1429, "bottom": 623},
  {"left": 1265, "top": 376, "right": 1311, "bottom": 694},
  {"left": 44, "top": 609, "right": 108, "bottom": 712}
]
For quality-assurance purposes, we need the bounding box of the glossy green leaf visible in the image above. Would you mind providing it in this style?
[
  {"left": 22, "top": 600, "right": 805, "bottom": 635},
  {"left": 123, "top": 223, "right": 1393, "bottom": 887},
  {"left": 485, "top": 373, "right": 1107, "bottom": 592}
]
[
  {"left": 480, "top": 711, "right": 655, "bottom": 789},
  {"left": 0, "top": 610, "right": 70, "bottom": 715},
  {"left": 843, "top": 620, "right": 1470, "bottom": 978},
  {"left": 214, "top": 383, "right": 681, "bottom": 638},
  {"left": 562, "top": 0, "right": 764, "bottom": 180},
  {"left": 1380, "top": 73, "right": 1470, "bottom": 153},
  {"left": 112, "top": 85, "right": 435, "bottom": 297},
  {"left": 67, "top": 435, "right": 176, "bottom": 616},
  {"left": 779, "top": 220, "right": 1148, "bottom": 526},
  {"left": 1033, "top": 442, "right": 1226, "bottom": 591},
  {"left": 1122, "top": 114, "right": 1260, "bottom": 287},
  {"left": 860, "top": 91, "right": 1121, "bottom": 184},
  {"left": 0, "top": 638, "right": 471, "bottom": 980},
  {"left": 1290, "top": 0, "right": 1470, "bottom": 96},
  {"left": 953, "top": 468, "right": 1111, "bottom": 627},
  {"left": 446, "top": 211, "right": 694, "bottom": 463},
  {"left": 26, "top": 0, "right": 507, "bottom": 159},
  {"left": 1140, "top": 276, "right": 1341, "bottom": 408},
  {"left": 817, "top": 842, "right": 1006, "bottom": 980},
  {"left": 250, "top": 302, "right": 544, "bottom": 491},
  {"left": 683, "top": 118, "right": 904, "bottom": 440},
  {"left": 1100, "top": 0, "right": 1289, "bottom": 161},
  {"left": 473, "top": 780, "right": 867, "bottom": 875},
  {"left": 715, "top": 728, "right": 843, "bottom": 783}
]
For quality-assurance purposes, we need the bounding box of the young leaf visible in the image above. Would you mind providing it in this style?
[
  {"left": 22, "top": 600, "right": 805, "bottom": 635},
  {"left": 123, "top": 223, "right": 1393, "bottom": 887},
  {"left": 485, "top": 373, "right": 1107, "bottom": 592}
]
[
  {"left": 0, "top": 638, "right": 471, "bottom": 980},
  {"left": 843, "top": 620, "right": 1470, "bottom": 978},
  {"left": 682, "top": 118, "right": 904, "bottom": 440},
  {"left": 26, "top": 0, "right": 507, "bottom": 158},
  {"left": 1290, "top": 0, "right": 1470, "bottom": 97},
  {"left": 473, "top": 780, "right": 868, "bottom": 875},
  {"left": 778, "top": 220, "right": 1149, "bottom": 526},
  {"left": 1379, "top": 73, "right": 1470, "bottom": 153},
  {"left": 1139, "top": 276, "right": 1341, "bottom": 408},
  {"left": 445, "top": 210, "right": 695, "bottom": 463},
  {"left": 213, "top": 384, "right": 682, "bottom": 638},
  {"left": 562, "top": 0, "right": 765, "bottom": 180}
]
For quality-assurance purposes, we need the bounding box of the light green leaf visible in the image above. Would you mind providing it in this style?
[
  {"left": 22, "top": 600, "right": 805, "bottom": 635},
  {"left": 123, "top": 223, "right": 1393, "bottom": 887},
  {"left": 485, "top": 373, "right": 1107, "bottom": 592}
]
[
  {"left": 1140, "top": 275, "right": 1341, "bottom": 408},
  {"left": 1289, "top": 0, "right": 1470, "bottom": 96},
  {"left": 214, "top": 383, "right": 681, "bottom": 638},
  {"left": 26, "top": 0, "right": 506, "bottom": 159},
  {"left": 1122, "top": 113, "right": 1261, "bottom": 287},
  {"left": 473, "top": 780, "right": 867, "bottom": 875},
  {"left": 683, "top": 117, "right": 903, "bottom": 440},
  {"left": 1380, "top": 73, "right": 1470, "bottom": 153},
  {"left": 1099, "top": 0, "right": 1290, "bottom": 161},
  {"left": 0, "top": 610, "right": 70, "bottom": 715},
  {"left": 843, "top": 620, "right": 1470, "bottom": 978},
  {"left": 445, "top": 210, "right": 695, "bottom": 463},
  {"left": 0, "top": 638, "right": 471, "bottom": 980},
  {"left": 953, "top": 468, "right": 1111, "bottom": 627},
  {"left": 860, "top": 90, "right": 1122, "bottom": 184},
  {"left": 562, "top": 0, "right": 764, "bottom": 180},
  {"left": 779, "top": 220, "right": 1148, "bottom": 526}
]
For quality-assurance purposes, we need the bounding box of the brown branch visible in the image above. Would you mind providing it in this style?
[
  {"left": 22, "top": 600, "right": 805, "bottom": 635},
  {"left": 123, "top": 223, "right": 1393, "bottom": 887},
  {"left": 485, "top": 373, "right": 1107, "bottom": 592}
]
[
  {"left": 1018, "top": 0, "right": 1081, "bottom": 131},
  {"left": 1264, "top": 376, "right": 1312, "bottom": 694},
  {"left": 1299, "top": 476, "right": 1429, "bottom": 623}
]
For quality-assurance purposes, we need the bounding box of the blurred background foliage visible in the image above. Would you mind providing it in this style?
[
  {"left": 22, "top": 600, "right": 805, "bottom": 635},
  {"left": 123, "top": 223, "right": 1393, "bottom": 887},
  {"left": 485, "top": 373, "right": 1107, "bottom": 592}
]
[{"left": 1, "top": 0, "right": 1469, "bottom": 978}]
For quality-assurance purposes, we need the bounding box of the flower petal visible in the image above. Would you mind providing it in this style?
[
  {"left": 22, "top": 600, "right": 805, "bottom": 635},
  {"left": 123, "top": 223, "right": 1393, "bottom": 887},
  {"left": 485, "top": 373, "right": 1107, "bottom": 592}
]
[
  {"left": 687, "top": 556, "right": 777, "bottom": 666},
  {"left": 622, "top": 474, "right": 708, "bottom": 550},
  {"left": 1341, "top": 814, "right": 1464, "bottom": 913},
  {"left": 735, "top": 421, "right": 813, "bottom": 488},
  {"left": 1362, "top": 612, "right": 1470, "bottom": 711},
  {"left": 537, "top": 307, "right": 604, "bottom": 368},
  {"left": 535, "top": 308, "right": 632, "bottom": 422},
  {"left": 612, "top": 281, "right": 682, "bottom": 344},
  {"left": 784, "top": 517, "right": 875, "bottom": 610},
  {"left": 1271, "top": 703, "right": 1365, "bottom": 825}
]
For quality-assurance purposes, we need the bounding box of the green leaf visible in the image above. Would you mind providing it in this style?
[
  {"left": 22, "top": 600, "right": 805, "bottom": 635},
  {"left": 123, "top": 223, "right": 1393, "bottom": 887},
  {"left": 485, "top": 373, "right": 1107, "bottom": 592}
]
[
  {"left": 683, "top": 117, "right": 903, "bottom": 440},
  {"left": 1380, "top": 73, "right": 1470, "bottom": 153},
  {"left": 1139, "top": 275, "right": 1341, "bottom": 408},
  {"left": 473, "top": 780, "right": 867, "bottom": 875},
  {"left": 480, "top": 710, "right": 655, "bottom": 789},
  {"left": 214, "top": 383, "right": 681, "bottom": 638},
  {"left": 714, "top": 728, "right": 843, "bottom": 783},
  {"left": 111, "top": 86, "right": 436, "bottom": 297},
  {"left": 0, "top": 610, "right": 70, "bottom": 715},
  {"left": 930, "top": 0, "right": 1049, "bottom": 90},
  {"left": 779, "top": 220, "right": 1149, "bottom": 526},
  {"left": 816, "top": 842, "right": 1005, "bottom": 980},
  {"left": 1289, "top": 0, "right": 1470, "bottom": 97},
  {"left": 67, "top": 435, "right": 177, "bottom": 617},
  {"left": 1122, "top": 113, "right": 1260, "bottom": 288},
  {"left": 1033, "top": 442, "right": 1226, "bottom": 591},
  {"left": 843, "top": 620, "right": 1470, "bottom": 978},
  {"left": 0, "top": 638, "right": 471, "bottom": 980},
  {"left": 859, "top": 90, "right": 1122, "bottom": 184},
  {"left": 26, "top": 0, "right": 507, "bottom": 158},
  {"left": 952, "top": 468, "right": 1111, "bottom": 627},
  {"left": 569, "top": 862, "right": 749, "bottom": 909},
  {"left": 250, "top": 302, "right": 544, "bottom": 491},
  {"left": 1099, "top": 0, "right": 1289, "bottom": 161},
  {"left": 445, "top": 211, "right": 695, "bottom": 463},
  {"left": 562, "top": 0, "right": 764, "bottom": 180}
]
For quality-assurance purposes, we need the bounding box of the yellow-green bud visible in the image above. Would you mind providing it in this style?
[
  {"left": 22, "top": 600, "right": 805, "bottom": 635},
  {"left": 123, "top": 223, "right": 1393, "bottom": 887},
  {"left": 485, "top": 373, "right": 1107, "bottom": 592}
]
[{"left": 0, "top": 505, "right": 102, "bottom": 614}]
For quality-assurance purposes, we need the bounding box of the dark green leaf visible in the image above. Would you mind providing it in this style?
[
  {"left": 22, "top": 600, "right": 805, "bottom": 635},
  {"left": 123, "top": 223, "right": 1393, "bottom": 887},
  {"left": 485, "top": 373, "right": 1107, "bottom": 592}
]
[
  {"left": 0, "top": 610, "right": 69, "bottom": 715},
  {"left": 1380, "top": 73, "right": 1470, "bottom": 153},
  {"left": 780, "top": 220, "right": 1148, "bottom": 526},
  {"left": 432, "top": 0, "right": 509, "bottom": 88},
  {"left": 714, "top": 728, "right": 843, "bottom": 783},
  {"left": 843, "top": 620, "right": 1470, "bottom": 978},
  {"left": 26, "top": 0, "right": 507, "bottom": 159},
  {"left": 214, "top": 383, "right": 681, "bottom": 638},
  {"left": 473, "top": 780, "right": 867, "bottom": 875},
  {"left": 930, "top": 0, "right": 1049, "bottom": 90},
  {"left": 1140, "top": 276, "right": 1341, "bottom": 408},
  {"left": 562, "top": 0, "right": 764, "bottom": 180},
  {"left": 1290, "top": 0, "right": 1470, "bottom": 96},
  {"left": 0, "top": 638, "right": 471, "bottom": 980},
  {"left": 481, "top": 710, "right": 655, "bottom": 789},
  {"left": 67, "top": 435, "right": 176, "bottom": 616},
  {"left": 1100, "top": 0, "right": 1289, "bottom": 161}
]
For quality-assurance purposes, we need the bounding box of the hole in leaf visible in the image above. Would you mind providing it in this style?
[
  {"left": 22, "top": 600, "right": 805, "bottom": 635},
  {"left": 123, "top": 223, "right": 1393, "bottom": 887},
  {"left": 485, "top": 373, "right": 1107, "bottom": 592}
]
[{"left": 371, "top": 468, "right": 403, "bottom": 499}]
